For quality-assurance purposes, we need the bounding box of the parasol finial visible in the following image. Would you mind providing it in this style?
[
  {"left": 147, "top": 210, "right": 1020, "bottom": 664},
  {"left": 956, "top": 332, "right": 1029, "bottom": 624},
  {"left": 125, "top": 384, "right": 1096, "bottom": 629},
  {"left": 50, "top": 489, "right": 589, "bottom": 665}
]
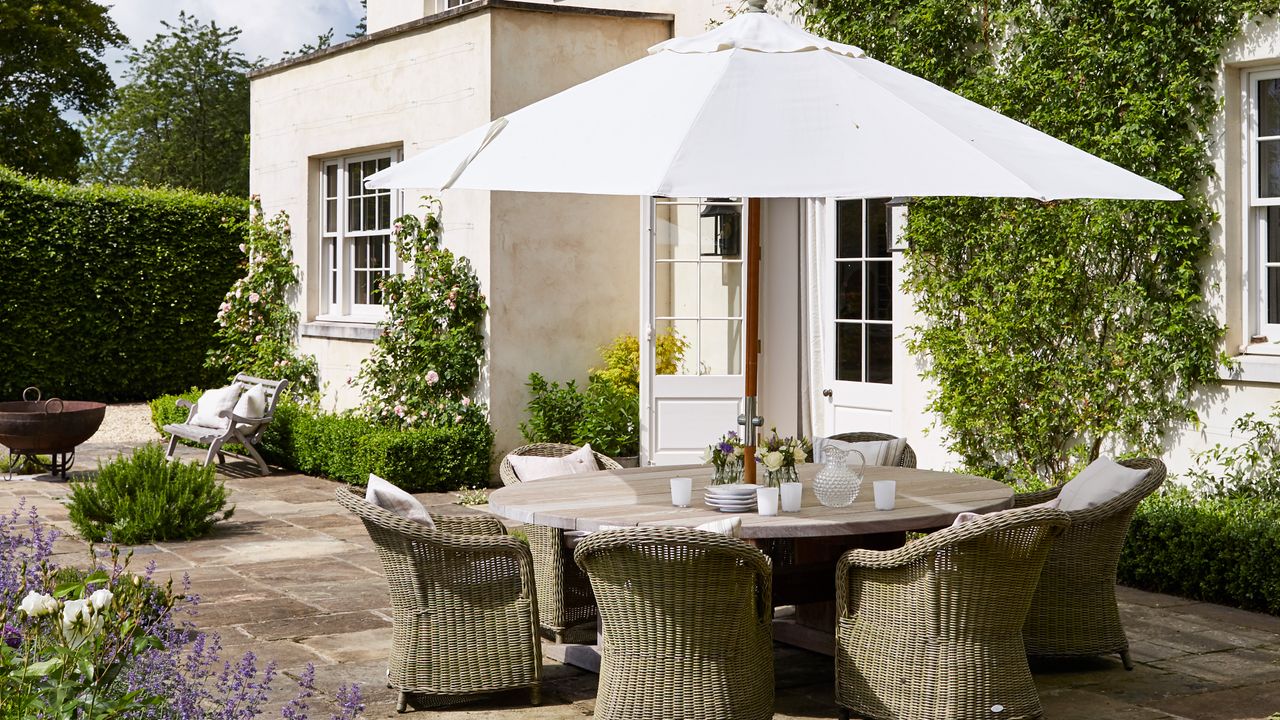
[{"left": 746, "top": 0, "right": 767, "bottom": 12}]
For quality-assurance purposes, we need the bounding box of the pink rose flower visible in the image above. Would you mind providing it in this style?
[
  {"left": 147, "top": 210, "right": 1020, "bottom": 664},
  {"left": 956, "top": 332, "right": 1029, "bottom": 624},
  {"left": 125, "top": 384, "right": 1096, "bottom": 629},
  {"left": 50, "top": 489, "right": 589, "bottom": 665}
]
[
  {"left": 394, "top": 405, "right": 405, "bottom": 417},
  {"left": 426, "top": 371, "right": 440, "bottom": 385},
  {"left": 248, "top": 292, "right": 260, "bottom": 303},
  {"left": 461, "top": 396, "right": 471, "bottom": 407}
]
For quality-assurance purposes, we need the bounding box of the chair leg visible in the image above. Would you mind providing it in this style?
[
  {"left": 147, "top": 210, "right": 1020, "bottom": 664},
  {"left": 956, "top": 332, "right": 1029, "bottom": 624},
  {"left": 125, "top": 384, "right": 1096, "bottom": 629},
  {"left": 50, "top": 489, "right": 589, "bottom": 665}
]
[
  {"left": 1121, "top": 648, "right": 1134, "bottom": 671},
  {"left": 243, "top": 442, "right": 270, "bottom": 476},
  {"left": 397, "top": 691, "right": 408, "bottom": 713},
  {"left": 203, "top": 440, "right": 222, "bottom": 468},
  {"left": 530, "top": 685, "right": 541, "bottom": 706},
  {"left": 165, "top": 435, "right": 179, "bottom": 460}
]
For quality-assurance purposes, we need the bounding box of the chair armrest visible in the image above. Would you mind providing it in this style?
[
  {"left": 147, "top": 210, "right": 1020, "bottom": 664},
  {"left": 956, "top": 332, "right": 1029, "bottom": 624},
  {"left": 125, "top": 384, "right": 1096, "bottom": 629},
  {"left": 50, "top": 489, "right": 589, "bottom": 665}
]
[
  {"left": 433, "top": 514, "right": 508, "bottom": 536},
  {"left": 176, "top": 398, "right": 194, "bottom": 409},
  {"left": 1012, "top": 486, "right": 1063, "bottom": 508}
]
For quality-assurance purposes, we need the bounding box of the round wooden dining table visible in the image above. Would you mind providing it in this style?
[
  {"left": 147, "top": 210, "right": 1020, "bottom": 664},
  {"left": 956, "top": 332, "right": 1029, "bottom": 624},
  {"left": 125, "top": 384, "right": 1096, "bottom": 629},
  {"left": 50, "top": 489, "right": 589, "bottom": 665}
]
[
  {"left": 487, "top": 461, "right": 1013, "bottom": 538},
  {"left": 489, "top": 461, "right": 1013, "bottom": 663}
]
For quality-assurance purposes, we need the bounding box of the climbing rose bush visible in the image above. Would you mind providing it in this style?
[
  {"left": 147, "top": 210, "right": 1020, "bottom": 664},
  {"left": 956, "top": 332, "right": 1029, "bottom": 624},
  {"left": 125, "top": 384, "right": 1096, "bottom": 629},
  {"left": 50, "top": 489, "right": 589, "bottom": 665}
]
[
  {"left": 356, "top": 200, "right": 488, "bottom": 428},
  {"left": 206, "top": 195, "right": 319, "bottom": 398}
]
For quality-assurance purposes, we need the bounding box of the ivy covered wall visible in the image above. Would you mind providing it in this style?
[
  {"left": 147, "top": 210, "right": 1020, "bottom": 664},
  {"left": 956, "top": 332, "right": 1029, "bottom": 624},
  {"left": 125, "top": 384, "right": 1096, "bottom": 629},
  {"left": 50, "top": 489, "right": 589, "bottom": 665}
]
[{"left": 805, "top": 0, "right": 1279, "bottom": 483}]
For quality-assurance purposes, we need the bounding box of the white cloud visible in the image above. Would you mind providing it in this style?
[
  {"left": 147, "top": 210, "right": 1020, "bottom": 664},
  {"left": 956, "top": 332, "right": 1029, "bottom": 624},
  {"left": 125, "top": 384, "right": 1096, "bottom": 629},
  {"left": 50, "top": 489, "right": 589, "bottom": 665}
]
[{"left": 101, "top": 0, "right": 364, "bottom": 79}]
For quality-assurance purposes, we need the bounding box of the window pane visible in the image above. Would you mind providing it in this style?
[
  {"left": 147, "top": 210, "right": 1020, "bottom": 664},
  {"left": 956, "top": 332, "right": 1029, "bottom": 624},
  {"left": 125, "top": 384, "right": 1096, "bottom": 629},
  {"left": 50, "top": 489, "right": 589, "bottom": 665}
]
[
  {"left": 370, "top": 235, "right": 384, "bottom": 267},
  {"left": 699, "top": 319, "right": 742, "bottom": 375},
  {"left": 866, "top": 260, "right": 893, "bottom": 321},
  {"left": 377, "top": 156, "right": 391, "bottom": 172},
  {"left": 836, "top": 200, "right": 862, "bottom": 259},
  {"left": 325, "top": 165, "right": 337, "bottom": 198},
  {"left": 868, "top": 198, "right": 892, "bottom": 258},
  {"left": 1261, "top": 79, "right": 1280, "bottom": 136},
  {"left": 354, "top": 237, "right": 369, "bottom": 269},
  {"left": 369, "top": 271, "right": 385, "bottom": 304},
  {"left": 656, "top": 202, "right": 703, "bottom": 260},
  {"left": 348, "top": 198, "right": 361, "bottom": 232},
  {"left": 362, "top": 197, "right": 376, "bottom": 229},
  {"left": 1270, "top": 266, "right": 1280, "bottom": 324},
  {"left": 354, "top": 270, "right": 368, "bottom": 305},
  {"left": 328, "top": 239, "right": 337, "bottom": 305},
  {"left": 700, "top": 261, "right": 742, "bottom": 318},
  {"left": 866, "top": 324, "right": 893, "bottom": 384},
  {"left": 1260, "top": 140, "right": 1280, "bottom": 198},
  {"left": 347, "top": 162, "right": 363, "bottom": 196},
  {"left": 836, "top": 322, "right": 862, "bottom": 382},
  {"left": 1269, "top": 207, "right": 1280, "bottom": 263},
  {"left": 837, "top": 261, "right": 862, "bottom": 320},
  {"left": 325, "top": 199, "right": 336, "bottom": 233},
  {"left": 378, "top": 194, "right": 391, "bottom": 229}
]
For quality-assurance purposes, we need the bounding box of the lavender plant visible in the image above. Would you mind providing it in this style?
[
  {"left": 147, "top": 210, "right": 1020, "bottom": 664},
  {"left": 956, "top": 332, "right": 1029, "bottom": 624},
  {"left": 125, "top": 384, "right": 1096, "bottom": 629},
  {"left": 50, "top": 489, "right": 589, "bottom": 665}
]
[{"left": 0, "top": 501, "right": 363, "bottom": 719}]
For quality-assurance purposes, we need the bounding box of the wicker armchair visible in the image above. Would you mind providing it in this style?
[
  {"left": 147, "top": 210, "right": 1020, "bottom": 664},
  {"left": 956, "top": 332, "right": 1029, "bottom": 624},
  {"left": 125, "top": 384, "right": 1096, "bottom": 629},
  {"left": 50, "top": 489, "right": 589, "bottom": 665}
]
[
  {"left": 334, "top": 488, "right": 541, "bottom": 712},
  {"left": 827, "top": 431, "right": 917, "bottom": 468},
  {"left": 499, "top": 443, "right": 622, "bottom": 642},
  {"left": 1012, "top": 457, "right": 1167, "bottom": 670},
  {"left": 574, "top": 527, "right": 775, "bottom": 720},
  {"left": 835, "top": 506, "right": 1070, "bottom": 720}
]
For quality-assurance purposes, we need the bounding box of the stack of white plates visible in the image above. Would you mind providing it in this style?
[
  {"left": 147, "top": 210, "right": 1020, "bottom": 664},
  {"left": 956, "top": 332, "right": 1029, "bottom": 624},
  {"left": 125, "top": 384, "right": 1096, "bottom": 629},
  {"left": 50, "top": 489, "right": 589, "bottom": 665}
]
[{"left": 704, "top": 483, "right": 758, "bottom": 513}]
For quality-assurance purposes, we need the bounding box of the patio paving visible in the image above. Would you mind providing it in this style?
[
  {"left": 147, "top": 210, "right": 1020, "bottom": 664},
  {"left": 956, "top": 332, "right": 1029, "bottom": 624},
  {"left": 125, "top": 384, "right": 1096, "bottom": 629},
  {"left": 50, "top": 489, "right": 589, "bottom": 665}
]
[{"left": 2, "top": 405, "right": 1280, "bottom": 718}]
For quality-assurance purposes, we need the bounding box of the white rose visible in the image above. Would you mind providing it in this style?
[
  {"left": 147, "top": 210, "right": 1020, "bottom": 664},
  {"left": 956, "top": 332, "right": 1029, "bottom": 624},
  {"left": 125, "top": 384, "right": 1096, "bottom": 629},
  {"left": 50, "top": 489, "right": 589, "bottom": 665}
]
[
  {"left": 764, "top": 451, "right": 785, "bottom": 471},
  {"left": 89, "top": 588, "right": 113, "bottom": 611},
  {"left": 792, "top": 446, "right": 807, "bottom": 463},
  {"left": 61, "top": 599, "right": 102, "bottom": 648},
  {"left": 734, "top": 446, "right": 744, "bottom": 457},
  {"left": 19, "top": 591, "right": 57, "bottom": 617},
  {"left": 62, "top": 598, "right": 92, "bottom": 626}
]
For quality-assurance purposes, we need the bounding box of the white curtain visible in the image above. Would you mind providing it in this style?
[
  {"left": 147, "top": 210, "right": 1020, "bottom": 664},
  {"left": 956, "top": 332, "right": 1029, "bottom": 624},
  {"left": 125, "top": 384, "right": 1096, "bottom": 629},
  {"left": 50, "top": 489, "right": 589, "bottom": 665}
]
[{"left": 799, "top": 198, "right": 827, "bottom": 440}]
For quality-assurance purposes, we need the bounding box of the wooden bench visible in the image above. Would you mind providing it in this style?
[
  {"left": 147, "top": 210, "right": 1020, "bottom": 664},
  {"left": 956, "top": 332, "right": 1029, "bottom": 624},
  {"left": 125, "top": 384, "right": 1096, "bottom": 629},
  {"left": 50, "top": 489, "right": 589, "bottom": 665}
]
[{"left": 163, "top": 374, "right": 289, "bottom": 476}]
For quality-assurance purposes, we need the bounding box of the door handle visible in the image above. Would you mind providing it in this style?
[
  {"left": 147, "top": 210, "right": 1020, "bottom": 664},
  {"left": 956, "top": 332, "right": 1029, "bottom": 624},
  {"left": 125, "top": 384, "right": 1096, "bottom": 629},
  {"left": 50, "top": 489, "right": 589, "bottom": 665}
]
[{"left": 822, "top": 388, "right": 833, "bottom": 398}]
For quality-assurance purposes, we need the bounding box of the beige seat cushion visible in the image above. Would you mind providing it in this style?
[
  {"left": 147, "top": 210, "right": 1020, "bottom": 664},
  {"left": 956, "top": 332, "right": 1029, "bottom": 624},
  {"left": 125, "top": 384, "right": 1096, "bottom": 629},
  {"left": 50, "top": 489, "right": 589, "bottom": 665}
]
[
  {"left": 1056, "top": 457, "right": 1151, "bottom": 512},
  {"left": 365, "top": 474, "right": 434, "bottom": 528},
  {"left": 814, "top": 436, "right": 907, "bottom": 466},
  {"left": 951, "top": 497, "right": 1060, "bottom": 527},
  {"left": 509, "top": 445, "right": 601, "bottom": 482}
]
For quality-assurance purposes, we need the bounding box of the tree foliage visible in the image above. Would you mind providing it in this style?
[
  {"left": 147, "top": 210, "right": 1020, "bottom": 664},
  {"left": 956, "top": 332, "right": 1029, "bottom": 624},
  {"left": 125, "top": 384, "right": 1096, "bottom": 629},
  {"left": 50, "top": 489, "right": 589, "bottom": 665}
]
[
  {"left": 805, "top": 0, "right": 1256, "bottom": 483},
  {"left": 0, "top": 0, "right": 125, "bottom": 181},
  {"left": 79, "top": 13, "right": 251, "bottom": 195}
]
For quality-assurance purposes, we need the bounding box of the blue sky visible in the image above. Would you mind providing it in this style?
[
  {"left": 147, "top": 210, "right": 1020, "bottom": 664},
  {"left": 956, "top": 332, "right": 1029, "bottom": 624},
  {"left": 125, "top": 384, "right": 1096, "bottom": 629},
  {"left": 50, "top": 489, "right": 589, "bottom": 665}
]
[{"left": 101, "top": 0, "right": 365, "bottom": 79}]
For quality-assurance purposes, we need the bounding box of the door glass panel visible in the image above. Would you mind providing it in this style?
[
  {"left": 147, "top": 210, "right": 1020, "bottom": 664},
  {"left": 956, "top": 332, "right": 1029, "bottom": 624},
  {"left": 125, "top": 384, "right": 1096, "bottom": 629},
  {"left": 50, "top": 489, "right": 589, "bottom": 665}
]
[
  {"left": 866, "top": 324, "right": 893, "bottom": 384},
  {"left": 836, "top": 323, "right": 862, "bottom": 382},
  {"left": 836, "top": 201, "right": 862, "bottom": 258},
  {"left": 837, "top": 261, "right": 862, "bottom": 320},
  {"left": 656, "top": 202, "right": 703, "bottom": 260},
  {"left": 868, "top": 199, "right": 892, "bottom": 258},
  {"left": 699, "top": 319, "right": 742, "bottom": 375},
  {"left": 700, "top": 261, "right": 742, "bottom": 317},
  {"left": 656, "top": 319, "right": 700, "bottom": 375},
  {"left": 866, "top": 260, "right": 893, "bottom": 321},
  {"left": 834, "top": 199, "right": 893, "bottom": 385}
]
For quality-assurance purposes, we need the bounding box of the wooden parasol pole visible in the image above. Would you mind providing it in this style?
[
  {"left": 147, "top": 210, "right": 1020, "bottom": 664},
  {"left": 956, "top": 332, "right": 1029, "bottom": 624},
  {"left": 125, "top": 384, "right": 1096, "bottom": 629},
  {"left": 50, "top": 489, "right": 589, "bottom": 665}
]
[{"left": 741, "top": 198, "right": 762, "bottom": 484}]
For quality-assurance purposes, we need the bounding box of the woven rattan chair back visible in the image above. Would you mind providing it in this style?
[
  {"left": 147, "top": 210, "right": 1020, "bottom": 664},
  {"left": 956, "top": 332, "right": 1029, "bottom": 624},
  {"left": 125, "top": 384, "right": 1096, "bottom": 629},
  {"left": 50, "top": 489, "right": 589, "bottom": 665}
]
[
  {"left": 335, "top": 488, "right": 541, "bottom": 711},
  {"left": 826, "top": 431, "right": 917, "bottom": 468},
  {"left": 575, "top": 527, "right": 775, "bottom": 720},
  {"left": 835, "top": 506, "right": 1070, "bottom": 720},
  {"left": 1014, "top": 457, "right": 1167, "bottom": 669},
  {"left": 498, "top": 443, "right": 622, "bottom": 641}
]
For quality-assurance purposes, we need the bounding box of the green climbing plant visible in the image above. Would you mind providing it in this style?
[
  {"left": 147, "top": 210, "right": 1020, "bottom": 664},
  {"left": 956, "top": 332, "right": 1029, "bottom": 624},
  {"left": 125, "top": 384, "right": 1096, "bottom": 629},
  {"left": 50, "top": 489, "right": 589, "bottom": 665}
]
[
  {"left": 804, "top": 0, "right": 1258, "bottom": 484},
  {"left": 205, "top": 196, "right": 318, "bottom": 397}
]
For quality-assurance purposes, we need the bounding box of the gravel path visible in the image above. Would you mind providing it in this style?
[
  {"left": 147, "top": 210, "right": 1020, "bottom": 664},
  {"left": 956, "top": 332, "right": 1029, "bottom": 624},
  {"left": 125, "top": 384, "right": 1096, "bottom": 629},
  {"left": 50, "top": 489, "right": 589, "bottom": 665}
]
[{"left": 88, "top": 402, "right": 163, "bottom": 445}]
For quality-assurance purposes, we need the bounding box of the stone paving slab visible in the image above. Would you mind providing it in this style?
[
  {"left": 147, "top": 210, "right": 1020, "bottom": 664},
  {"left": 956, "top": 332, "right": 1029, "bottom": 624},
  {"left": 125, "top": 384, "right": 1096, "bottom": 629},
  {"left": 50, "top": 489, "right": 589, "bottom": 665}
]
[{"left": 5, "top": 439, "right": 1280, "bottom": 719}]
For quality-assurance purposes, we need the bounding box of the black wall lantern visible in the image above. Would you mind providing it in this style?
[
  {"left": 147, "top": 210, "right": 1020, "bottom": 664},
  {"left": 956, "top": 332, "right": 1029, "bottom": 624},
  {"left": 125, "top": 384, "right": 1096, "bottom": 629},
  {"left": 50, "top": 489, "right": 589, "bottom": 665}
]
[{"left": 700, "top": 198, "right": 741, "bottom": 258}]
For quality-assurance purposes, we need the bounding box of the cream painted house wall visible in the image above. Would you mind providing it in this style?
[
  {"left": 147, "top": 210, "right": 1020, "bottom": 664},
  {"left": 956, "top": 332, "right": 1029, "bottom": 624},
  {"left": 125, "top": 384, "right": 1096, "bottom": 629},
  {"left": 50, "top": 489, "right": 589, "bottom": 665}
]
[{"left": 250, "top": 3, "right": 671, "bottom": 458}]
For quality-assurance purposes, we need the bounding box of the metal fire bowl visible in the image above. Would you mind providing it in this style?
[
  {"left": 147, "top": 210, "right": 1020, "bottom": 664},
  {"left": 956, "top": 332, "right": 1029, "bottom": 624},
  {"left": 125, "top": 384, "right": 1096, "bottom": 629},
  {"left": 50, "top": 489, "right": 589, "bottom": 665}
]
[{"left": 0, "top": 400, "right": 107, "bottom": 454}]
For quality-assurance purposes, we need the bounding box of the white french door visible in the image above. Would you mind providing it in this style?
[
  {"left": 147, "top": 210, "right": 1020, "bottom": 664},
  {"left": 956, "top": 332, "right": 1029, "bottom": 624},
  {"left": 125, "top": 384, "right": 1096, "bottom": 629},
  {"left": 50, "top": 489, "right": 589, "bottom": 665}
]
[
  {"left": 641, "top": 197, "right": 746, "bottom": 465},
  {"left": 821, "top": 198, "right": 899, "bottom": 433}
]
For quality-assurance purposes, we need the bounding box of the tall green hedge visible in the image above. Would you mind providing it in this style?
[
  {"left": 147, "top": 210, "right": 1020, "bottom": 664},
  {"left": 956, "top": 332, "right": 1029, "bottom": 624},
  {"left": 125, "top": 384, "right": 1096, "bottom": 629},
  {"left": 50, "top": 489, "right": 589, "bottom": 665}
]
[{"left": 0, "top": 166, "right": 244, "bottom": 401}]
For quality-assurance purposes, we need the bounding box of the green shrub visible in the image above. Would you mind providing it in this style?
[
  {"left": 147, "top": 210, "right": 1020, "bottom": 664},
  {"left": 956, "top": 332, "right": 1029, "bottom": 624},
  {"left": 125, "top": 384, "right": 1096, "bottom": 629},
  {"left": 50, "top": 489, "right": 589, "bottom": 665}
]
[
  {"left": 0, "top": 166, "right": 244, "bottom": 401},
  {"left": 1118, "top": 488, "right": 1280, "bottom": 615},
  {"left": 148, "top": 393, "right": 494, "bottom": 492},
  {"left": 66, "top": 444, "right": 233, "bottom": 544},
  {"left": 573, "top": 377, "right": 639, "bottom": 457},
  {"left": 520, "top": 373, "right": 584, "bottom": 446}
]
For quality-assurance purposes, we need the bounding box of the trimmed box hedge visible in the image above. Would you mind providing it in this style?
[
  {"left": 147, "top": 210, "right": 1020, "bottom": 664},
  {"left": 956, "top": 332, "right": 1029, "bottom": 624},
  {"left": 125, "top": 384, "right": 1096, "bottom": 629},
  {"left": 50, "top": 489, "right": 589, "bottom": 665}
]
[
  {"left": 0, "top": 167, "right": 244, "bottom": 401},
  {"left": 1118, "top": 489, "right": 1280, "bottom": 615},
  {"left": 149, "top": 391, "right": 494, "bottom": 492}
]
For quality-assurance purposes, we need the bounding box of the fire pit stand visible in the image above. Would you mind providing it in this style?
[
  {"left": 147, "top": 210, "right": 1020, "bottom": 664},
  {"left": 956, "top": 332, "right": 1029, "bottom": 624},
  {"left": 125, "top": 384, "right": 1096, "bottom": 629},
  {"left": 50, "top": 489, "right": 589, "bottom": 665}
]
[{"left": 0, "top": 388, "right": 106, "bottom": 480}]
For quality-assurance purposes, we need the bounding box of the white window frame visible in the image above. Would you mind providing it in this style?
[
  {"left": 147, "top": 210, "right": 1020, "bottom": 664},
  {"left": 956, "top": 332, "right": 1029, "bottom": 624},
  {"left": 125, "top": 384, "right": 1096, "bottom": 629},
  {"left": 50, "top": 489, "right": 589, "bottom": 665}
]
[
  {"left": 317, "top": 149, "right": 402, "bottom": 322},
  {"left": 826, "top": 197, "right": 895, "bottom": 388},
  {"left": 1248, "top": 68, "right": 1280, "bottom": 343},
  {"left": 438, "top": 0, "right": 477, "bottom": 11}
]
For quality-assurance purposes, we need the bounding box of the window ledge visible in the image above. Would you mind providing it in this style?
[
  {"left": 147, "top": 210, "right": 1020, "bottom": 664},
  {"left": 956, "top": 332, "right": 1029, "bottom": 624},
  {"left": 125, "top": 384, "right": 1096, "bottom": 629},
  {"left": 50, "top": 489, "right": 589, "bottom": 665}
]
[
  {"left": 1223, "top": 352, "right": 1280, "bottom": 384},
  {"left": 301, "top": 321, "right": 382, "bottom": 342}
]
